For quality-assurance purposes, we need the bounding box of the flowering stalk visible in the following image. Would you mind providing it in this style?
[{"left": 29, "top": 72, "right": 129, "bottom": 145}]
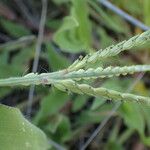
[{"left": 0, "top": 30, "right": 150, "bottom": 104}]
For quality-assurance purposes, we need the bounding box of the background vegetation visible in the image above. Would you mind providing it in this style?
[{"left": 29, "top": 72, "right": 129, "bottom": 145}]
[{"left": 0, "top": 0, "right": 150, "bottom": 149}]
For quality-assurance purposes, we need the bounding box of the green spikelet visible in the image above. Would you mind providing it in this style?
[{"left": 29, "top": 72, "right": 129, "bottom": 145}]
[
  {"left": 54, "top": 79, "right": 150, "bottom": 105},
  {"left": 69, "top": 30, "right": 150, "bottom": 71},
  {"left": 0, "top": 30, "right": 150, "bottom": 104}
]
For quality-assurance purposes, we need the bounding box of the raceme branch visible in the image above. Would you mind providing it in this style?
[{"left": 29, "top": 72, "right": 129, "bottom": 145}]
[
  {"left": 69, "top": 30, "right": 150, "bottom": 71},
  {"left": 0, "top": 30, "right": 150, "bottom": 104}
]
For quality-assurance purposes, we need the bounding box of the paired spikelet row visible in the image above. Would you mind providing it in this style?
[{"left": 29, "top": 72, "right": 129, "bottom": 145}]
[
  {"left": 69, "top": 30, "right": 150, "bottom": 71},
  {"left": 59, "top": 65, "right": 150, "bottom": 80},
  {"left": 54, "top": 79, "right": 150, "bottom": 105},
  {"left": 0, "top": 30, "right": 150, "bottom": 104}
]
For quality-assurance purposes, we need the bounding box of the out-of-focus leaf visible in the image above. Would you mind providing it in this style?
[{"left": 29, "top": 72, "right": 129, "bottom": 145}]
[
  {"left": 33, "top": 89, "right": 71, "bottom": 144},
  {"left": 119, "top": 103, "right": 145, "bottom": 134},
  {"left": 72, "top": 95, "right": 88, "bottom": 112},
  {"left": 46, "top": 19, "right": 61, "bottom": 30},
  {"left": 0, "top": 46, "right": 34, "bottom": 78},
  {"left": 45, "top": 114, "right": 63, "bottom": 133},
  {"left": 46, "top": 43, "right": 70, "bottom": 71},
  {"left": 118, "top": 129, "right": 134, "bottom": 145},
  {"left": 76, "top": 111, "right": 105, "bottom": 125},
  {"left": 0, "top": 18, "right": 31, "bottom": 38},
  {"left": 91, "top": 97, "right": 105, "bottom": 110},
  {"left": 97, "top": 28, "right": 114, "bottom": 49},
  {"left": 71, "top": 0, "right": 92, "bottom": 49},
  {"left": 51, "top": 115, "right": 72, "bottom": 143},
  {"left": 142, "top": 106, "right": 150, "bottom": 132},
  {"left": 0, "top": 52, "right": 11, "bottom": 97},
  {"left": 141, "top": 135, "right": 150, "bottom": 147},
  {"left": 102, "top": 78, "right": 131, "bottom": 92},
  {"left": 105, "top": 141, "right": 123, "bottom": 150},
  {"left": 54, "top": 0, "right": 92, "bottom": 53},
  {"left": 76, "top": 103, "right": 112, "bottom": 125},
  {"left": 0, "top": 104, "right": 49, "bottom": 150},
  {"left": 0, "top": 51, "right": 9, "bottom": 78},
  {"left": 133, "top": 81, "right": 149, "bottom": 96},
  {"left": 143, "top": 0, "right": 150, "bottom": 26},
  {"left": 34, "top": 89, "right": 69, "bottom": 124},
  {"left": 53, "top": 16, "right": 83, "bottom": 53}
]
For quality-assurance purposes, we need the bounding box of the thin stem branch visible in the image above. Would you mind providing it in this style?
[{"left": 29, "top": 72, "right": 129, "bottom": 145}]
[
  {"left": 14, "top": 0, "right": 39, "bottom": 29},
  {"left": 99, "top": 0, "right": 150, "bottom": 31},
  {"left": 48, "top": 139, "right": 66, "bottom": 150},
  {"left": 0, "top": 35, "right": 35, "bottom": 52},
  {"left": 26, "top": 0, "right": 47, "bottom": 117}
]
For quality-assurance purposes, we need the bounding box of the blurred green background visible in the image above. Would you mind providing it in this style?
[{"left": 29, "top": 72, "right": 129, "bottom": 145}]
[{"left": 0, "top": 0, "right": 150, "bottom": 149}]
